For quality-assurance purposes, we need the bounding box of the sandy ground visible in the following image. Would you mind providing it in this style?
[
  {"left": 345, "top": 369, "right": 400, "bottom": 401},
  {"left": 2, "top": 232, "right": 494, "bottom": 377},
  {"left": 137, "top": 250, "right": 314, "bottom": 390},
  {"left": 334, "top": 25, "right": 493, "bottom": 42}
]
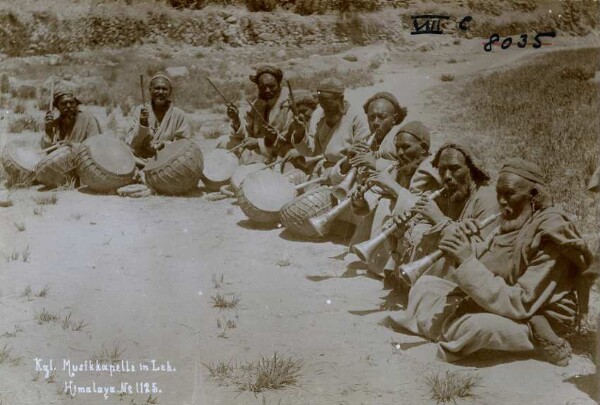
[{"left": 1, "top": 33, "right": 599, "bottom": 405}]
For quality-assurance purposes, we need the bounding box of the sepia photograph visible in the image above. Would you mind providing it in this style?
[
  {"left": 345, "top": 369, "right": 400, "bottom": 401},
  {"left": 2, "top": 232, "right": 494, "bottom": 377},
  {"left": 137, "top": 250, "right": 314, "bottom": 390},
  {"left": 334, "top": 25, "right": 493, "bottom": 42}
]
[{"left": 0, "top": 0, "right": 599, "bottom": 404}]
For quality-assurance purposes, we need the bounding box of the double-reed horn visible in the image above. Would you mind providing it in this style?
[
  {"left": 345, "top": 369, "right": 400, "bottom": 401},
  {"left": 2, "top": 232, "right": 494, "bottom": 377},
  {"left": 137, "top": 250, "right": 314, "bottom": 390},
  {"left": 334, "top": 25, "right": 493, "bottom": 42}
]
[
  {"left": 331, "top": 130, "right": 380, "bottom": 200},
  {"left": 309, "top": 163, "right": 397, "bottom": 238},
  {"left": 352, "top": 187, "right": 445, "bottom": 263},
  {"left": 397, "top": 213, "right": 500, "bottom": 286}
]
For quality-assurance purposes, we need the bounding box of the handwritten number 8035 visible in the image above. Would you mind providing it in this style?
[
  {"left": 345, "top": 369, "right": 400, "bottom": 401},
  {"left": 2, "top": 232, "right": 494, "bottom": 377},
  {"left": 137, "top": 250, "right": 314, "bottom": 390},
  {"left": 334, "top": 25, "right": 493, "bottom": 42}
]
[{"left": 484, "top": 31, "right": 556, "bottom": 52}]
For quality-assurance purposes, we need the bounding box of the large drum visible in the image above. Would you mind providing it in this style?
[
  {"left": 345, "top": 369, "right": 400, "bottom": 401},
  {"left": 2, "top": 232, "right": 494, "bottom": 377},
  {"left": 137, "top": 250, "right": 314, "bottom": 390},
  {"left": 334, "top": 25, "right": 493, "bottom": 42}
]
[
  {"left": 230, "top": 162, "right": 266, "bottom": 192},
  {"left": 144, "top": 139, "right": 204, "bottom": 195},
  {"left": 35, "top": 145, "right": 77, "bottom": 188},
  {"left": 238, "top": 169, "right": 296, "bottom": 225},
  {"left": 76, "top": 135, "right": 136, "bottom": 194},
  {"left": 200, "top": 149, "right": 238, "bottom": 191},
  {"left": 280, "top": 186, "right": 334, "bottom": 238},
  {"left": 1, "top": 144, "right": 43, "bottom": 186}
]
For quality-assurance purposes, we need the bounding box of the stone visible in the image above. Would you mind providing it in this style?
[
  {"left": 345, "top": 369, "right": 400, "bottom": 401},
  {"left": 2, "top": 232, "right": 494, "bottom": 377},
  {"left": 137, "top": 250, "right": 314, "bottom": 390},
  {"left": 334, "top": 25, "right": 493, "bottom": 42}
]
[
  {"left": 165, "top": 66, "right": 189, "bottom": 78},
  {"left": 226, "top": 16, "right": 238, "bottom": 24}
]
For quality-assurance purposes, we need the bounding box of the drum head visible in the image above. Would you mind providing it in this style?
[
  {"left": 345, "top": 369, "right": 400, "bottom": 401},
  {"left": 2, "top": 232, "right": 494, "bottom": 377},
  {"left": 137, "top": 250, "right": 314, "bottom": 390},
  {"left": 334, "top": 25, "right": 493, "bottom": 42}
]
[
  {"left": 231, "top": 163, "right": 266, "bottom": 190},
  {"left": 202, "top": 149, "right": 239, "bottom": 183},
  {"left": 84, "top": 135, "right": 135, "bottom": 175},
  {"left": 242, "top": 170, "right": 296, "bottom": 212},
  {"left": 144, "top": 139, "right": 194, "bottom": 171},
  {"left": 6, "top": 145, "right": 43, "bottom": 171}
]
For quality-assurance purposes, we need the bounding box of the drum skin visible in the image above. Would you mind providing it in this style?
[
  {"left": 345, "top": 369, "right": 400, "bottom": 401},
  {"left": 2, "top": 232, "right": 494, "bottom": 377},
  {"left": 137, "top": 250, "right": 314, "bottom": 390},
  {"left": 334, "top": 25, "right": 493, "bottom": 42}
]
[
  {"left": 230, "top": 163, "right": 266, "bottom": 192},
  {"left": 35, "top": 145, "right": 77, "bottom": 188},
  {"left": 1, "top": 145, "right": 43, "bottom": 186},
  {"left": 200, "top": 149, "right": 238, "bottom": 191},
  {"left": 76, "top": 135, "right": 136, "bottom": 194},
  {"left": 238, "top": 170, "right": 296, "bottom": 225},
  {"left": 144, "top": 139, "right": 204, "bottom": 195},
  {"left": 280, "top": 186, "right": 334, "bottom": 238}
]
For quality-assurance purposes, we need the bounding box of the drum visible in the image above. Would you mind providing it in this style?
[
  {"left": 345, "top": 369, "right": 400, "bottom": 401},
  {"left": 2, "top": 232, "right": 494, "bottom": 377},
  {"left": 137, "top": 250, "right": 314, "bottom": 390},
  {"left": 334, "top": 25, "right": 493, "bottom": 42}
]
[
  {"left": 284, "top": 167, "right": 308, "bottom": 186},
  {"left": 1, "top": 144, "right": 43, "bottom": 186},
  {"left": 144, "top": 139, "right": 204, "bottom": 195},
  {"left": 76, "top": 135, "right": 136, "bottom": 194},
  {"left": 230, "top": 162, "right": 266, "bottom": 192},
  {"left": 238, "top": 169, "right": 296, "bottom": 225},
  {"left": 280, "top": 186, "right": 334, "bottom": 238},
  {"left": 35, "top": 145, "right": 77, "bottom": 188},
  {"left": 200, "top": 149, "right": 238, "bottom": 191}
]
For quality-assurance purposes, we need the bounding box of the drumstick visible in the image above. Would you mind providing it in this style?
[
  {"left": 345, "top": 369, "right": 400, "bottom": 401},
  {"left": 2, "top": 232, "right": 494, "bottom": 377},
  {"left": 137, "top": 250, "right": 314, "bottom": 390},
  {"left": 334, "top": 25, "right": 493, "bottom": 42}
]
[
  {"left": 41, "top": 141, "right": 64, "bottom": 154},
  {"left": 228, "top": 139, "right": 250, "bottom": 153},
  {"left": 140, "top": 74, "right": 146, "bottom": 106},
  {"left": 205, "top": 77, "right": 234, "bottom": 107},
  {"left": 246, "top": 99, "right": 270, "bottom": 127},
  {"left": 49, "top": 81, "right": 54, "bottom": 112}
]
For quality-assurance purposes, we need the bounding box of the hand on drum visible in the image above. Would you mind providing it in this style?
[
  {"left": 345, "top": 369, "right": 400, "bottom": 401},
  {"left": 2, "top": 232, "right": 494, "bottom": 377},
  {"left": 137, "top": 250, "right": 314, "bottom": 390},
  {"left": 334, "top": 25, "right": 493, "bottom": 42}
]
[
  {"left": 139, "top": 107, "right": 150, "bottom": 127},
  {"left": 151, "top": 140, "right": 166, "bottom": 151},
  {"left": 438, "top": 228, "right": 473, "bottom": 265},
  {"left": 411, "top": 195, "right": 447, "bottom": 225},
  {"left": 227, "top": 104, "right": 241, "bottom": 130}
]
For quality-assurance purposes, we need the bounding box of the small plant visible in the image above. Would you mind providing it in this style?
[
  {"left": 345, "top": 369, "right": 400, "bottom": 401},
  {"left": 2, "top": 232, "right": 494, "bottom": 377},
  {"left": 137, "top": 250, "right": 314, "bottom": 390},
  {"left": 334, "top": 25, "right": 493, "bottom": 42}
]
[
  {"left": 32, "top": 371, "right": 40, "bottom": 381},
  {"left": 61, "top": 313, "right": 73, "bottom": 330},
  {"left": 35, "top": 308, "right": 60, "bottom": 324},
  {"left": 144, "top": 394, "right": 159, "bottom": 404},
  {"left": 55, "top": 177, "right": 77, "bottom": 191},
  {"left": 424, "top": 369, "right": 482, "bottom": 404},
  {"left": 91, "top": 342, "right": 125, "bottom": 364},
  {"left": 46, "top": 368, "right": 56, "bottom": 383},
  {"left": 4, "top": 249, "right": 19, "bottom": 262},
  {"left": 8, "top": 114, "right": 43, "bottom": 133},
  {"left": 226, "top": 320, "right": 236, "bottom": 329},
  {"left": 14, "top": 220, "right": 25, "bottom": 232},
  {"left": 21, "top": 245, "right": 31, "bottom": 262},
  {"left": 212, "top": 273, "right": 225, "bottom": 289},
  {"left": 0, "top": 345, "right": 12, "bottom": 364},
  {"left": 440, "top": 74, "right": 455, "bottom": 82},
  {"left": 234, "top": 353, "right": 303, "bottom": 393},
  {"left": 70, "top": 319, "right": 88, "bottom": 332},
  {"left": 211, "top": 293, "right": 240, "bottom": 310},
  {"left": 70, "top": 213, "right": 82, "bottom": 221},
  {"left": 13, "top": 99, "right": 26, "bottom": 114},
  {"left": 0, "top": 74, "right": 9, "bottom": 93},
  {"left": 2, "top": 325, "right": 22, "bottom": 338},
  {"left": 21, "top": 285, "right": 33, "bottom": 298},
  {"left": 34, "top": 193, "right": 58, "bottom": 205},
  {"left": 276, "top": 259, "right": 291, "bottom": 267},
  {"left": 36, "top": 285, "right": 49, "bottom": 298},
  {"left": 203, "top": 360, "right": 235, "bottom": 383},
  {"left": 447, "top": 58, "right": 458, "bottom": 64},
  {"left": 33, "top": 207, "right": 44, "bottom": 216}
]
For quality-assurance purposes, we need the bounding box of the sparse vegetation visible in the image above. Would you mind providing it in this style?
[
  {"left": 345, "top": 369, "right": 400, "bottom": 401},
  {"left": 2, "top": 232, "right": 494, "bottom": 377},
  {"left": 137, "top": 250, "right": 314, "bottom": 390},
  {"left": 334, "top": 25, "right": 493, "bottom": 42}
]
[
  {"left": 13, "top": 220, "right": 25, "bottom": 232},
  {"left": 8, "top": 113, "right": 43, "bottom": 133},
  {"left": 21, "top": 245, "right": 31, "bottom": 262},
  {"left": 60, "top": 312, "right": 88, "bottom": 331},
  {"left": 33, "top": 207, "right": 44, "bottom": 216},
  {"left": 34, "top": 193, "right": 58, "bottom": 205},
  {"left": 46, "top": 369, "right": 57, "bottom": 383},
  {"left": 424, "top": 369, "right": 482, "bottom": 404},
  {"left": 36, "top": 285, "right": 49, "bottom": 298},
  {"left": 440, "top": 74, "right": 455, "bottom": 82},
  {"left": 211, "top": 293, "right": 240, "bottom": 310},
  {"left": 35, "top": 308, "right": 60, "bottom": 324},
  {"left": 276, "top": 259, "right": 291, "bottom": 267},
  {"left": 212, "top": 273, "right": 225, "bottom": 289},
  {"left": 91, "top": 342, "right": 126, "bottom": 364},
  {"left": 4, "top": 249, "right": 19, "bottom": 262},
  {"left": 20, "top": 285, "right": 32, "bottom": 298}
]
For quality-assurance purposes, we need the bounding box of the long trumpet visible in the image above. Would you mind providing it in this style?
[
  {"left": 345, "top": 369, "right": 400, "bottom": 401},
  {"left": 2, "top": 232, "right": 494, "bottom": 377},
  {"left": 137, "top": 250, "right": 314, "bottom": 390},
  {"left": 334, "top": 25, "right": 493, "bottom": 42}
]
[
  {"left": 352, "top": 187, "right": 446, "bottom": 263},
  {"left": 309, "top": 163, "right": 396, "bottom": 238},
  {"left": 331, "top": 130, "right": 380, "bottom": 200},
  {"left": 397, "top": 213, "right": 500, "bottom": 286}
]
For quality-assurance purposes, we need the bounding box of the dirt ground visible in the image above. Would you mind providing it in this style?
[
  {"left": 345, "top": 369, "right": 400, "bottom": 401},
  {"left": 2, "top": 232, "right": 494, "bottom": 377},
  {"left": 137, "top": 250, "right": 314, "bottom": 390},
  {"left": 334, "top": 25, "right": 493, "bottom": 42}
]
[{"left": 1, "top": 33, "right": 599, "bottom": 405}]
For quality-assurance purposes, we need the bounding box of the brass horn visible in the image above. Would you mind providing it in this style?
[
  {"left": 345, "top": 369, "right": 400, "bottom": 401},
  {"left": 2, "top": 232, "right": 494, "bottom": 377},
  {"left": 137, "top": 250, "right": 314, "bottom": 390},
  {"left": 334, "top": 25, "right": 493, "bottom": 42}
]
[
  {"left": 397, "top": 213, "right": 500, "bottom": 286},
  {"left": 309, "top": 163, "right": 397, "bottom": 238},
  {"left": 331, "top": 130, "right": 380, "bottom": 200},
  {"left": 352, "top": 187, "right": 445, "bottom": 263}
]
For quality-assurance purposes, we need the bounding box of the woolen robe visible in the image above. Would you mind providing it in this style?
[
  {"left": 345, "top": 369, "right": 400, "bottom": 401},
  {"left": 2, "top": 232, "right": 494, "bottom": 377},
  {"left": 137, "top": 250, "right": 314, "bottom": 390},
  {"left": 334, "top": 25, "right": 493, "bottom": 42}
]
[{"left": 41, "top": 110, "right": 102, "bottom": 149}]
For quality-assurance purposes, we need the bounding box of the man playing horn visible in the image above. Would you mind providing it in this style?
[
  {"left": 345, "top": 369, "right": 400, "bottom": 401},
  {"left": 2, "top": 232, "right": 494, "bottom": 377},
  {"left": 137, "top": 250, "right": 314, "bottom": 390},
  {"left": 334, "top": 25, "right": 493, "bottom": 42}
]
[
  {"left": 126, "top": 72, "right": 191, "bottom": 159},
  {"left": 387, "top": 142, "right": 500, "bottom": 283},
  {"left": 388, "top": 159, "right": 595, "bottom": 366},
  {"left": 351, "top": 121, "right": 441, "bottom": 276},
  {"left": 42, "top": 89, "right": 102, "bottom": 149},
  {"left": 217, "top": 65, "right": 294, "bottom": 165},
  {"left": 289, "top": 78, "right": 370, "bottom": 187}
]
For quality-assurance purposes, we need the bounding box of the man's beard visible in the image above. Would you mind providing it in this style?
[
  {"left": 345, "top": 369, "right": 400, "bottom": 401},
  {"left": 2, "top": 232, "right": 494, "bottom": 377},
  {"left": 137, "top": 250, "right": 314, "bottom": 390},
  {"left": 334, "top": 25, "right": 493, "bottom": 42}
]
[
  {"left": 499, "top": 207, "right": 533, "bottom": 233},
  {"left": 448, "top": 182, "right": 470, "bottom": 203},
  {"left": 397, "top": 157, "right": 423, "bottom": 180},
  {"left": 61, "top": 110, "right": 77, "bottom": 122}
]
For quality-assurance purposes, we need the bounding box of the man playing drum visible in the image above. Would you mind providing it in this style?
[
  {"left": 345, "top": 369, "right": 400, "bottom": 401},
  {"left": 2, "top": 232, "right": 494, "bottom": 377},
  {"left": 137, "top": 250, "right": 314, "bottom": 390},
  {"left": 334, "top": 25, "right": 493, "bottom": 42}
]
[
  {"left": 386, "top": 142, "right": 499, "bottom": 286},
  {"left": 351, "top": 121, "right": 441, "bottom": 277},
  {"left": 388, "top": 159, "right": 595, "bottom": 366},
  {"left": 217, "top": 65, "right": 294, "bottom": 165},
  {"left": 126, "top": 72, "right": 191, "bottom": 159},
  {"left": 42, "top": 89, "right": 102, "bottom": 149}
]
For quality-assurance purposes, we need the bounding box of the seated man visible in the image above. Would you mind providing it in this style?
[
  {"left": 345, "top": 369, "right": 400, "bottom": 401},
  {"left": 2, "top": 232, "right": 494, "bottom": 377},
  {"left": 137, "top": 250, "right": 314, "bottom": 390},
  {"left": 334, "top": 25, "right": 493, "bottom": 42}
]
[
  {"left": 280, "top": 89, "right": 319, "bottom": 172},
  {"left": 348, "top": 91, "right": 408, "bottom": 172},
  {"left": 289, "top": 78, "right": 370, "bottom": 186},
  {"left": 387, "top": 142, "right": 499, "bottom": 282},
  {"left": 389, "top": 159, "right": 595, "bottom": 366},
  {"left": 126, "top": 72, "right": 190, "bottom": 159},
  {"left": 351, "top": 121, "right": 440, "bottom": 276},
  {"left": 42, "top": 89, "right": 102, "bottom": 149},
  {"left": 217, "top": 65, "right": 292, "bottom": 164}
]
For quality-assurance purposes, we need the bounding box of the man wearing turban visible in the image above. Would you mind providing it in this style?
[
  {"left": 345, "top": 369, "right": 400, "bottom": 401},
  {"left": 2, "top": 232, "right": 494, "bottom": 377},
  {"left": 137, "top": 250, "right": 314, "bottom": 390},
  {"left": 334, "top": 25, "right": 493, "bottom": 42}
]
[
  {"left": 126, "top": 72, "right": 191, "bottom": 159},
  {"left": 388, "top": 159, "right": 595, "bottom": 366},
  {"left": 42, "top": 89, "right": 102, "bottom": 149}
]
